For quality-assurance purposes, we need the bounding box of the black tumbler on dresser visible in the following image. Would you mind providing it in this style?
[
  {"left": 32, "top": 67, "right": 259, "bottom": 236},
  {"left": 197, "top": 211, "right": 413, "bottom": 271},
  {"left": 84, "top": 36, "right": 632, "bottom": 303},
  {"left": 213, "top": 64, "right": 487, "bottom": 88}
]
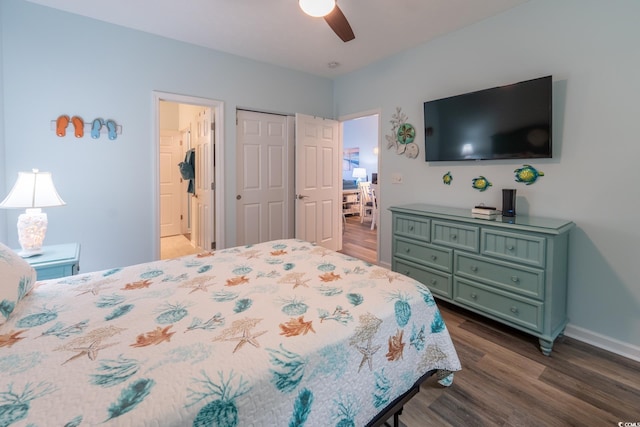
[{"left": 502, "top": 189, "right": 517, "bottom": 217}]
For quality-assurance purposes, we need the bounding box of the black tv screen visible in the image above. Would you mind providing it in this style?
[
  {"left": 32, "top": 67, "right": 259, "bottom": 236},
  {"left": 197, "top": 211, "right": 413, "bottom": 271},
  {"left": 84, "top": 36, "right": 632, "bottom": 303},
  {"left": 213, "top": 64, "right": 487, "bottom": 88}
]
[{"left": 424, "top": 76, "right": 552, "bottom": 161}]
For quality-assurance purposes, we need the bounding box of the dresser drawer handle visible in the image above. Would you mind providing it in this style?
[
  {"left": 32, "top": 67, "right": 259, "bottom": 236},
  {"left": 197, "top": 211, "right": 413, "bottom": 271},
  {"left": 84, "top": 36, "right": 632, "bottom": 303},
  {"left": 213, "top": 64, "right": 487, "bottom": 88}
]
[
  {"left": 404, "top": 271, "right": 411, "bottom": 276},
  {"left": 507, "top": 245, "right": 515, "bottom": 251},
  {"left": 470, "top": 293, "right": 477, "bottom": 300},
  {"left": 511, "top": 276, "right": 520, "bottom": 283},
  {"left": 470, "top": 265, "right": 478, "bottom": 272},
  {"left": 409, "top": 225, "right": 414, "bottom": 231},
  {"left": 451, "top": 234, "right": 457, "bottom": 240},
  {"left": 430, "top": 255, "right": 437, "bottom": 261},
  {"left": 430, "top": 279, "right": 437, "bottom": 285},
  {"left": 510, "top": 306, "right": 519, "bottom": 314},
  {"left": 405, "top": 248, "right": 411, "bottom": 253}
]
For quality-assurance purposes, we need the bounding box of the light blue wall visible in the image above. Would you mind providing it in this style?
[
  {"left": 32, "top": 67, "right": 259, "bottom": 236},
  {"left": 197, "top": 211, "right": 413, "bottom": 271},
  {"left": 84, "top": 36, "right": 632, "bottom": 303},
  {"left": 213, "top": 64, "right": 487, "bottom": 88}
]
[
  {"left": 1, "top": 0, "right": 333, "bottom": 272},
  {"left": 334, "top": 0, "right": 640, "bottom": 348},
  {"left": 0, "top": 2, "right": 6, "bottom": 243}
]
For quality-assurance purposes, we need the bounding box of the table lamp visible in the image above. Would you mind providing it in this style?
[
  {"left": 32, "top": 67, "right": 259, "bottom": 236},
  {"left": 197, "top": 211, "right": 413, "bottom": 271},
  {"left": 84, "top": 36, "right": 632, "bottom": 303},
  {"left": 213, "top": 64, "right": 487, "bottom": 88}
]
[
  {"left": 0, "top": 169, "right": 66, "bottom": 257},
  {"left": 352, "top": 167, "right": 367, "bottom": 183}
]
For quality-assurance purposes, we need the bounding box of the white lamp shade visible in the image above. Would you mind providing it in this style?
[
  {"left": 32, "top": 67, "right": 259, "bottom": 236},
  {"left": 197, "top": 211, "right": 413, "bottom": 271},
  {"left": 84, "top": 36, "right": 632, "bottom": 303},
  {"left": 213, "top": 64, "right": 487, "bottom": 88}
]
[
  {"left": 299, "top": 0, "right": 336, "bottom": 17},
  {"left": 0, "top": 169, "right": 66, "bottom": 209},
  {"left": 352, "top": 167, "right": 367, "bottom": 180}
]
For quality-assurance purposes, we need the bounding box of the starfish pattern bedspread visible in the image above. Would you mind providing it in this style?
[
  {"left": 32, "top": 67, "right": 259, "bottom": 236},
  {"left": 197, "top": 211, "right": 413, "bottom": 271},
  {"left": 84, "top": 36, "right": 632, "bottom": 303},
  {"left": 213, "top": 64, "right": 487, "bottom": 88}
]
[{"left": 0, "top": 239, "right": 461, "bottom": 426}]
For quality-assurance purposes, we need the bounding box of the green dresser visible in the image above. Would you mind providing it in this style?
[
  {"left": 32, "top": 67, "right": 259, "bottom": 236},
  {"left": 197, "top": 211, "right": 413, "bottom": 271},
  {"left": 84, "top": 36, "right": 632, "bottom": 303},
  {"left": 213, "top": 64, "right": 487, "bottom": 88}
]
[{"left": 390, "top": 204, "right": 574, "bottom": 355}]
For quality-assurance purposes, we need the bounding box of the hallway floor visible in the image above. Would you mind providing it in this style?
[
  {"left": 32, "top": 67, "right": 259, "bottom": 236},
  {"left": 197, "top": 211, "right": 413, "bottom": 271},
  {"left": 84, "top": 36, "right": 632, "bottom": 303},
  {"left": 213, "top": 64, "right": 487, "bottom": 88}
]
[
  {"left": 161, "top": 215, "right": 378, "bottom": 263},
  {"left": 160, "top": 234, "right": 200, "bottom": 259},
  {"left": 339, "top": 214, "right": 378, "bottom": 264}
]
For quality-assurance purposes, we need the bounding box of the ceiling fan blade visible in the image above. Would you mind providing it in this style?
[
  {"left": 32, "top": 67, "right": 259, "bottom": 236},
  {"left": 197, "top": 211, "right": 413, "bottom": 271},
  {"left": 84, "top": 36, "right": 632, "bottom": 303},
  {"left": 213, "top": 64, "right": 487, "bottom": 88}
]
[{"left": 324, "top": 4, "right": 355, "bottom": 42}]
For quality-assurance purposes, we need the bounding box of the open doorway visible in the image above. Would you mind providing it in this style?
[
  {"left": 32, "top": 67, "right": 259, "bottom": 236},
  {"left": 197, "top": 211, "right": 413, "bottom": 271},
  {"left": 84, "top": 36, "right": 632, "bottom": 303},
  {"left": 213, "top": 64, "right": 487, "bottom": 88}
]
[
  {"left": 340, "top": 112, "right": 380, "bottom": 264},
  {"left": 158, "top": 102, "right": 206, "bottom": 259},
  {"left": 152, "top": 92, "right": 225, "bottom": 260}
]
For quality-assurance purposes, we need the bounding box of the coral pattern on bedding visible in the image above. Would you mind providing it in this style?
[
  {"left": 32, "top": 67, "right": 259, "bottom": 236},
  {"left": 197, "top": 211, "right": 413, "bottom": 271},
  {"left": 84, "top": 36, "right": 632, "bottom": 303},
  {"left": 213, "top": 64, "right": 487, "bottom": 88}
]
[
  {"left": 0, "top": 242, "right": 37, "bottom": 326},
  {"left": 0, "top": 239, "right": 461, "bottom": 426}
]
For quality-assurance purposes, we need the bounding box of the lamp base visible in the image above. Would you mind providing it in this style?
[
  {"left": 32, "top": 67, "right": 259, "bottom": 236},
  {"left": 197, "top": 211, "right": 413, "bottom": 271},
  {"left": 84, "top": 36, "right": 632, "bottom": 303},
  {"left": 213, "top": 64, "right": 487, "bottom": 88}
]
[
  {"left": 17, "top": 208, "right": 48, "bottom": 256},
  {"left": 18, "top": 248, "right": 44, "bottom": 258}
]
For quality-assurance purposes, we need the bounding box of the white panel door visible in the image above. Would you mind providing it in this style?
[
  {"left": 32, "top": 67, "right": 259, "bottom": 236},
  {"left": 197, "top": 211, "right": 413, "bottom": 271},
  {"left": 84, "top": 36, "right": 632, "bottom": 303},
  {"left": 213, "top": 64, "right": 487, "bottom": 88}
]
[
  {"left": 294, "top": 113, "right": 341, "bottom": 251},
  {"left": 192, "top": 108, "right": 214, "bottom": 251},
  {"left": 159, "top": 130, "right": 183, "bottom": 237},
  {"left": 236, "top": 110, "right": 291, "bottom": 245}
]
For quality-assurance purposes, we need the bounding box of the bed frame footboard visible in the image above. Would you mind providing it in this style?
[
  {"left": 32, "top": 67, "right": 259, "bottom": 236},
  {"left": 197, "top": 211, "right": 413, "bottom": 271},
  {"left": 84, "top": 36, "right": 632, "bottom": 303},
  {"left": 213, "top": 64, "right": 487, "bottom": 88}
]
[{"left": 365, "top": 369, "right": 436, "bottom": 427}]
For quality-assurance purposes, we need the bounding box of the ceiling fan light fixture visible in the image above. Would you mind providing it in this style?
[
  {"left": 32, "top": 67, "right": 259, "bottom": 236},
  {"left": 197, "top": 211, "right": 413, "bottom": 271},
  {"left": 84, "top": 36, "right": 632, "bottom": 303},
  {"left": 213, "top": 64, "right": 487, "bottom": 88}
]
[{"left": 299, "top": 0, "right": 336, "bottom": 18}]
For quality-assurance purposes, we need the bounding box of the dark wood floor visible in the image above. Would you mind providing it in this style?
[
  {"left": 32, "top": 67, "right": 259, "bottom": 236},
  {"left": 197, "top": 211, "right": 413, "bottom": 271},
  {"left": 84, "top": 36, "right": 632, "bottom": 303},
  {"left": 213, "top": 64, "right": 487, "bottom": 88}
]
[
  {"left": 401, "top": 303, "right": 640, "bottom": 426},
  {"left": 339, "top": 215, "right": 640, "bottom": 427},
  {"left": 340, "top": 214, "right": 377, "bottom": 264}
]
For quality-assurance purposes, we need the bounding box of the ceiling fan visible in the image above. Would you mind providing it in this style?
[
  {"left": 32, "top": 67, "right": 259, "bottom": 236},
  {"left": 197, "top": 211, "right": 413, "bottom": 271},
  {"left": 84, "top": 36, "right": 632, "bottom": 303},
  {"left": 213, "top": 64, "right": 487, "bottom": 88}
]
[{"left": 299, "top": 0, "right": 355, "bottom": 42}]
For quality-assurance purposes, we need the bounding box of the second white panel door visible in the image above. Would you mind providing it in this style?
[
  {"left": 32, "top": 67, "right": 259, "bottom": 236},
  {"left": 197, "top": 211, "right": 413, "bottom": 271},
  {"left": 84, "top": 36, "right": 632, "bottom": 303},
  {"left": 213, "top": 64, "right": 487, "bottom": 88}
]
[{"left": 236, "top": 110, "right": 293, "bottom": 245}]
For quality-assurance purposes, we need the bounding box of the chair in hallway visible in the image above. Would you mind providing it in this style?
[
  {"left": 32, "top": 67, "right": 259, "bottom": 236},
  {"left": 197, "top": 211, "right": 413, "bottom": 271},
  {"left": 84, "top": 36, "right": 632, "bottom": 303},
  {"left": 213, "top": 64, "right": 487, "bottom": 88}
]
[
  {"left": 359, "top": 182, "right": 375, "bottom": 228},
  {"left": 342, "top": 212, "right": 346, "bottom": 234},
  {"left": 369, "top": 186, "right": 378, "bottom": 230}
]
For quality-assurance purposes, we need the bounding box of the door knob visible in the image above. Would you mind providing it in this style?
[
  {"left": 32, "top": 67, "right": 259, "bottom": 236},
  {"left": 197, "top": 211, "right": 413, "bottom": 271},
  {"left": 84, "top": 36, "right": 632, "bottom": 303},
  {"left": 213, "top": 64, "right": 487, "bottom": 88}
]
[
  {"left": 296, "top": 194, "right": 309, "bottom": 199},
  {"left": 236, "top": 195, "right": 241, "bottom": 200}
]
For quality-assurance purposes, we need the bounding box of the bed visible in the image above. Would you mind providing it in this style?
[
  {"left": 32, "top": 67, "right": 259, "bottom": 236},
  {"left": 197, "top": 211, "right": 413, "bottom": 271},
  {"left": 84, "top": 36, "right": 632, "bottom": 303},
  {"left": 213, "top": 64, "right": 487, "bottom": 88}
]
[{"left": 0, "top": 239, "right": 461, "bottom": 426}]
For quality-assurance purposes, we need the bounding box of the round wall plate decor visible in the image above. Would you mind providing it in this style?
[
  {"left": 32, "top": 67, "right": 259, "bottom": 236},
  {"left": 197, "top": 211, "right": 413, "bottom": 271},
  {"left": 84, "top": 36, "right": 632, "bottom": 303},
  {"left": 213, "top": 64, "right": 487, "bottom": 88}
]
[
  {"left": 404, "top": 142, "right": 419, "bottom": 158},
  {"left": 397, "top": 123, "right": 416, "bottom": 144}
]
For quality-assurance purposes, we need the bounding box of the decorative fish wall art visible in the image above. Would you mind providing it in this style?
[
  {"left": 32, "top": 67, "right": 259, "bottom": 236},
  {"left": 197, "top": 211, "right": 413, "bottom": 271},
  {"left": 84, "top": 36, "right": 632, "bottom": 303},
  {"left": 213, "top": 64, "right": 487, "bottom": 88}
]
[
  {"left": 442, "top": 171, "right": 453, "bottom": 185},
  {"left": 514, "top": 164, "right": 545, "bottom": 185},
  {"left": 471, "top": 176, "right": 492, "bottom": 192},
  {"left": 439, "top": 165, "right": 546, "bottom": 189}
]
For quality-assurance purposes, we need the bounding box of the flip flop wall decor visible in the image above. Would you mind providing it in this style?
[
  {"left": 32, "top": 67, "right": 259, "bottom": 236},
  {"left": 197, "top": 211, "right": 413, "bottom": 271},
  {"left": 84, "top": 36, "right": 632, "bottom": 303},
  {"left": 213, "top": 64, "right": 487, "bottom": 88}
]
[
  {"left": 51, "top": 116, "right": 121, "bottom": 139},
  {"left": 91, "top": 119, "right": 104, "bottom": 139},
  {"left": 56, "top": 115, "right": 70, "bottom": 137},
  {"left": 71, "top": 116, "right": 84, "bottom": 138}
]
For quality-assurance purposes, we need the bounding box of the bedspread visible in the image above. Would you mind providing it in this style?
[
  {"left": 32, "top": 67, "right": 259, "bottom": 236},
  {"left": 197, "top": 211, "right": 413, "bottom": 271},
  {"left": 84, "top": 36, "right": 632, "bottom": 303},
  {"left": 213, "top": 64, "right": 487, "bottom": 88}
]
[{"left": 0, "top": 239, "right": 461, "bottom": 426}]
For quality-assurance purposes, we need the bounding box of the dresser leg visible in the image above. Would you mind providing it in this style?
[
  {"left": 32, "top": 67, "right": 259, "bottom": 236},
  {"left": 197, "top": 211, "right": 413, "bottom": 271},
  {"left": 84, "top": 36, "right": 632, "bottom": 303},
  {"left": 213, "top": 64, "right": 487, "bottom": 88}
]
[{"left": 539, "top": 338, "right": 554, "bottom": 356}]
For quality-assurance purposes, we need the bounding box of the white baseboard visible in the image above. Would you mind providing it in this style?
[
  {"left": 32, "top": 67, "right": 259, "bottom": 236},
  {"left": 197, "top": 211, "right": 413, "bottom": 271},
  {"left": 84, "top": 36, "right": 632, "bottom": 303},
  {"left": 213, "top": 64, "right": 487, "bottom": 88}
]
[{"left": 564, "top": 324, "right": 640, "bottom": 363}]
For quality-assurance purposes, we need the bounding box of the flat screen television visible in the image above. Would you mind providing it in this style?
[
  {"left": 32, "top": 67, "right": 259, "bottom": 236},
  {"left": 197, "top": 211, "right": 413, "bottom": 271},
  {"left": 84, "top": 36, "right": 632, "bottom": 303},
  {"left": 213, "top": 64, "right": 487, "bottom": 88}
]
[{"left": 423, "top": 75, "right": 552, "bottom": 162}]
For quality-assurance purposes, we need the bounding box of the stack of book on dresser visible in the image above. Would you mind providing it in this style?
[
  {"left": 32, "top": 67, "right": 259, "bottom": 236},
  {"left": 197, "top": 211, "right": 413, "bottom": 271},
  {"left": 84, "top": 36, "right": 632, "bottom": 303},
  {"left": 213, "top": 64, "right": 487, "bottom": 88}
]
[{"left": 471, "top": 206, "right": 499, "bottom": 220}]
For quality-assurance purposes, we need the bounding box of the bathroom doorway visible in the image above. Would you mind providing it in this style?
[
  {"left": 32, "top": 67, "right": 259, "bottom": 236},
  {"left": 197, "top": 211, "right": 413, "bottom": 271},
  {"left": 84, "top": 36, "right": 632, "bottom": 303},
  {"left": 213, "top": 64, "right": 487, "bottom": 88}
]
[{"left": 153, "top": 92, "right": 225, "bottom": 260}]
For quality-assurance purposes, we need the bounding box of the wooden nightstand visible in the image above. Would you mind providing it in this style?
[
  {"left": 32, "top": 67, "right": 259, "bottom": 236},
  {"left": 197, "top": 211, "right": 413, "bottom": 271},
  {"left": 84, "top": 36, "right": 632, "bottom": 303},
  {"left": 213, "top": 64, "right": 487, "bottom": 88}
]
[{"left": 24, "top": 243, "right": 81, "bottom": 280}]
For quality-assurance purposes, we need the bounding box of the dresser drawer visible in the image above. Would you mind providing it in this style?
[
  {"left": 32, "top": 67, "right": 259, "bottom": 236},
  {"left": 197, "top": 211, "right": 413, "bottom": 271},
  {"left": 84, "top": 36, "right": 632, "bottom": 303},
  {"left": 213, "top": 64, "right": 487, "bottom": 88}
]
[
  {"left": 395, "top": 259, "right": 452, "bottom": 299},
  {"left": 394, "top": 237, "right": 452, "bottom": 272},
  {"left": 393, "top": 214, "right": 430, "bottom": 242},
  {"left": 482, "top": 229, "right": 546, "bottom": 267},
  {"left": 432, "top": 220, "right": 479, "bottom": 252},
  {"left": 454, "top": 278, "right": 543, "bottom": 332},
  {"left": 36, "top": 264, "right": 78, "bottom": 281},
  {"left": 455, "top": 253, "right": 544, "bottom": 299}
]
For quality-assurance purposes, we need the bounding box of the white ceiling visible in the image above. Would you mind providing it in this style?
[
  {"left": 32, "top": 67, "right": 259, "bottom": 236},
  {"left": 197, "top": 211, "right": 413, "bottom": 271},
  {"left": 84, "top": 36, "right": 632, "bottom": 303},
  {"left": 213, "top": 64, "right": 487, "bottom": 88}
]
[{"left": 25, "top": 0, "right": 528, "bottom": 78}]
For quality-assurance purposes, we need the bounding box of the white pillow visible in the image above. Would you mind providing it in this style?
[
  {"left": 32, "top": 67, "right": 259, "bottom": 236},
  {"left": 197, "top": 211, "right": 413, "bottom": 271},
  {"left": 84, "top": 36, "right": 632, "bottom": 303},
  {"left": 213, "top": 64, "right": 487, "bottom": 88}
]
[{"left": 0, "top": 242, "right": 37, "bottom": 325}]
